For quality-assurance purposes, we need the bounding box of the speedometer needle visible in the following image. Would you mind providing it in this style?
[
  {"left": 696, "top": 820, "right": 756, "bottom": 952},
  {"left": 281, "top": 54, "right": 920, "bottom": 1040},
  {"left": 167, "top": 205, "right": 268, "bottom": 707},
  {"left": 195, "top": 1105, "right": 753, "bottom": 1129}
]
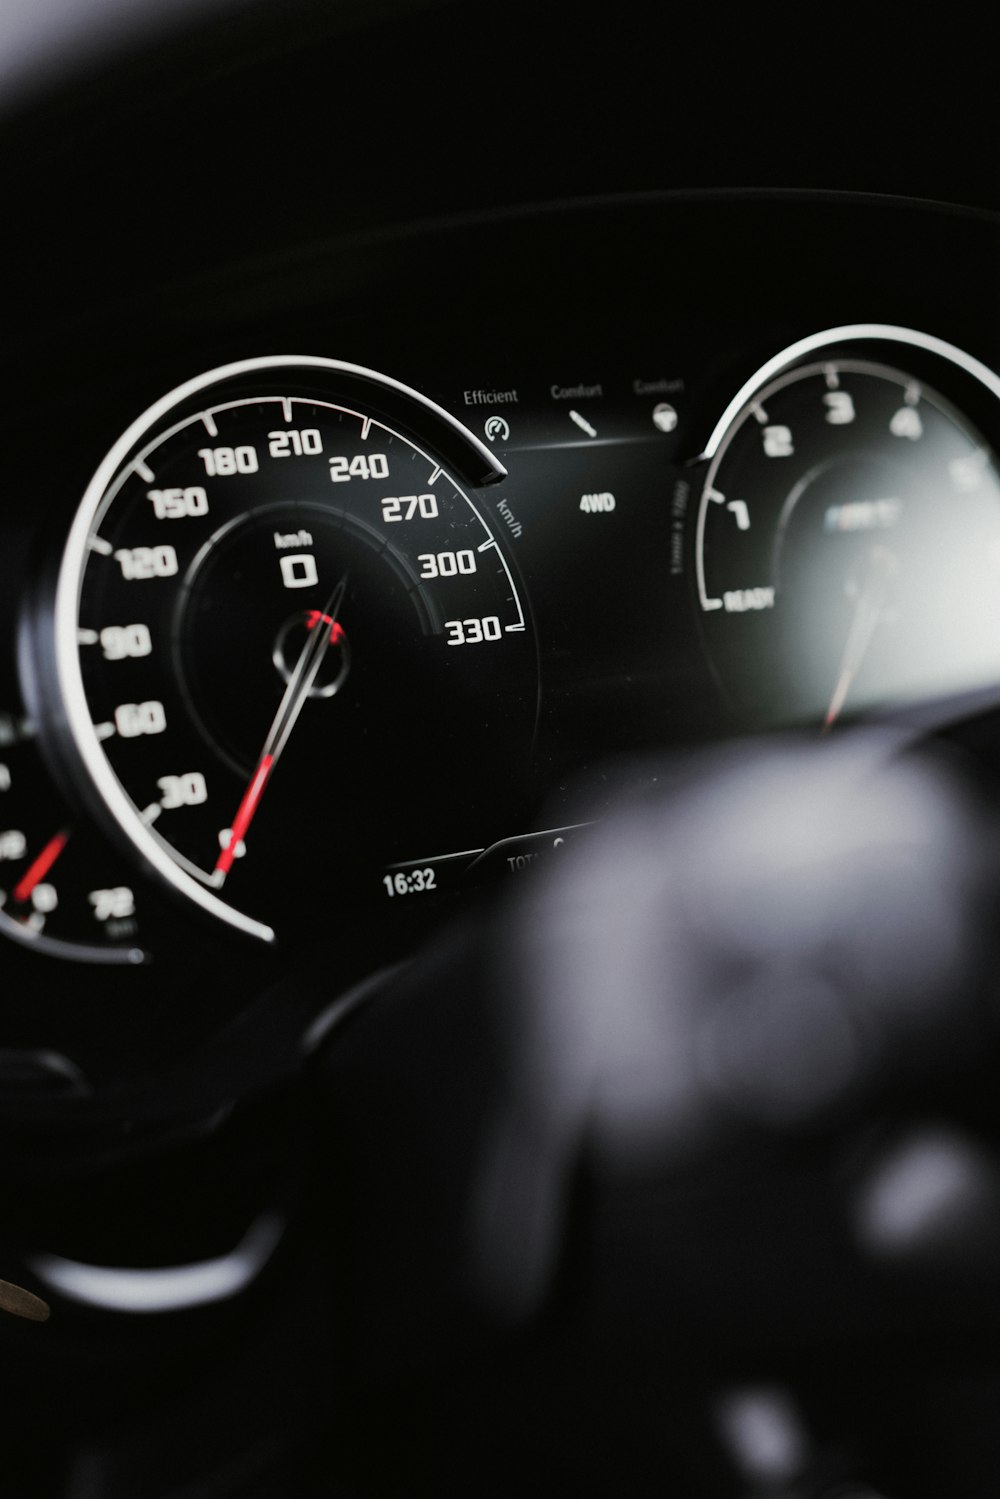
[{"left": 212, "top": 576, "right": 348, "bottom": 883}]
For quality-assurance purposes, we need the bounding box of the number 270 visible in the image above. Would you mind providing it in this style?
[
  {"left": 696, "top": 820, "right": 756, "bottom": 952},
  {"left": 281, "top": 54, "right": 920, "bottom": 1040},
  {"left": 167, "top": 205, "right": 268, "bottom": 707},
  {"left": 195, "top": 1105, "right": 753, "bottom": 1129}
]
[{"left": 381, "top": 493, "right": 438, "bottom": 522}]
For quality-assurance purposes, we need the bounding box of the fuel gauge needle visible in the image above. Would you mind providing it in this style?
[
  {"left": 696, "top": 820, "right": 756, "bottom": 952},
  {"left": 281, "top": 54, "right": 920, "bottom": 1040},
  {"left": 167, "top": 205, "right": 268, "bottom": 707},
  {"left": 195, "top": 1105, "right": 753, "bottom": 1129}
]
[
  {"left": 212, "top": 576, "right": 348, "bottom": 884},
  {"left": 822, "top": 546, "right": 897, "bottom": 733}
]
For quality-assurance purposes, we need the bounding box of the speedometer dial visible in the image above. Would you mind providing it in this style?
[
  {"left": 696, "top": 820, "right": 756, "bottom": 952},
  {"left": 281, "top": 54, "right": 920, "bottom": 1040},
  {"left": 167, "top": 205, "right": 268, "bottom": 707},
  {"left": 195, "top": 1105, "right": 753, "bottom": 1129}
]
[{"left": 42, "top": 358, "right": 537, "bottom": 941}]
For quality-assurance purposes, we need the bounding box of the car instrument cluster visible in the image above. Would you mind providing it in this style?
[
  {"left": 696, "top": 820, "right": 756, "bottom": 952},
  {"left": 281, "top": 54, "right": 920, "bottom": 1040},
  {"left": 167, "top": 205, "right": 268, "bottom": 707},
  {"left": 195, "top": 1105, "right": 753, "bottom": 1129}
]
[{"left": 1, "top": 194, "right": 998, "bottom": 1094}]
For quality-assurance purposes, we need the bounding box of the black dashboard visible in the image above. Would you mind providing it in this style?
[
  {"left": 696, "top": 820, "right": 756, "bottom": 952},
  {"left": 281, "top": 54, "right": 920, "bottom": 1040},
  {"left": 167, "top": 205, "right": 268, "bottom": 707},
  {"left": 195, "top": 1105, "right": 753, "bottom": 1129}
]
[
  {"left": 4, "top": 192, "right": 999, "bottom": 1093},
  {"left": 1, "top": 3, "right": 999, "bottom": 1494}
]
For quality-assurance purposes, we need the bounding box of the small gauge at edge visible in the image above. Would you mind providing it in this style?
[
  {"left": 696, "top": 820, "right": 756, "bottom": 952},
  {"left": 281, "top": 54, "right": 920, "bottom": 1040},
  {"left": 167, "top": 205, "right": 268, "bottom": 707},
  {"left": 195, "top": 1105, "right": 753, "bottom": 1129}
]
[{"left": 0, "top": 711, "right": 146, "bottom": 963}]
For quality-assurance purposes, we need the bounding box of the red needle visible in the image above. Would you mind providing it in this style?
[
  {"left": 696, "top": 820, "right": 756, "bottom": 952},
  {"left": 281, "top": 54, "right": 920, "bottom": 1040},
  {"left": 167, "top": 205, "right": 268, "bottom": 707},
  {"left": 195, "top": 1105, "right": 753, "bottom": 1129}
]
[
  {"left": 307, "top": 611, "right": 345, "bottom": 645},
  {"left": 13, "top": 830, "right": 70, "bottom": 904},
  {"left": 212, "top": 576, "right": 348, "bottom": 884},
  {"left": 214, "top": 755, "right": 274, "bottom": 880}
]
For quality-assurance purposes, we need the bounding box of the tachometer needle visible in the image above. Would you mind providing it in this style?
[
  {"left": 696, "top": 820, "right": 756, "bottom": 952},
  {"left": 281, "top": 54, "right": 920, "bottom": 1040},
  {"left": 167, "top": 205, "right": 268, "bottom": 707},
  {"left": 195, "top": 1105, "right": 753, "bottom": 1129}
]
[
  {"left": 213, "top": 576, "right": 348, "bottom": 883},
  {"left": 13, "top": 829, "right": 70, "bottom": 904},
  {"left": 822, "top": 546, "right": 897, "bottom": 733}
]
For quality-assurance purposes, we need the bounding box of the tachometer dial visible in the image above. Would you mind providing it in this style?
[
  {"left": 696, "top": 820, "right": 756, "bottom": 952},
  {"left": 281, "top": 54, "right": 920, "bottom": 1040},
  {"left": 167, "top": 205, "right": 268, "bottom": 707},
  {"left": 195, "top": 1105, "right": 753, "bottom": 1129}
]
[
  {"left": 694, "top": 327, "right": 1000, "bottom": 729},
  {"left": 38, "top": 358, "right": 537, "bottom": 942}
]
